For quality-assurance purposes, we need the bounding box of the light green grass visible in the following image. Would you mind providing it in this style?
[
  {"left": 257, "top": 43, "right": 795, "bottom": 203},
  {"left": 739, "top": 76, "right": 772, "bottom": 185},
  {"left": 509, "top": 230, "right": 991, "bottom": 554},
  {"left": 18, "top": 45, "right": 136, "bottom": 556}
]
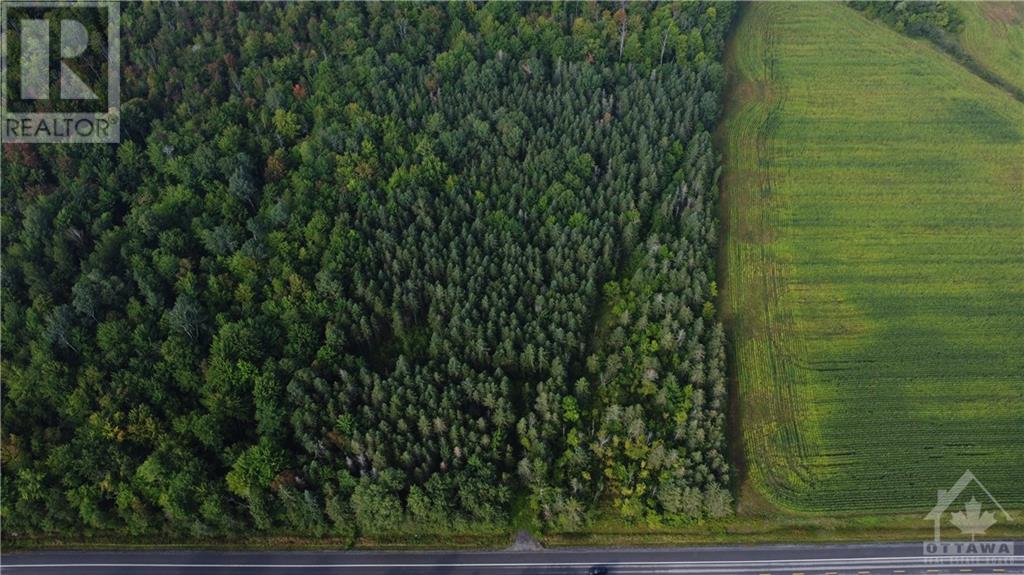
[
  {"left": 959, "top": 2, "right": 1024, "bottom": 94},
  {"left": 720, "top": 2, "right": 1024, "bottom": 514},
  {"left": 543, "top": 510, "right": 1024, "bottom": 547},
  {"left": 10, "top": 509, "right": 1024, "bottom": 550}
]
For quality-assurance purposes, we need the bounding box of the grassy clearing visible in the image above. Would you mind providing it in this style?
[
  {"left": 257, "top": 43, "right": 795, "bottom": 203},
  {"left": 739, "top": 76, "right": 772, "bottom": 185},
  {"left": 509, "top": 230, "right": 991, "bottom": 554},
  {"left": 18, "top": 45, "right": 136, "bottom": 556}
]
[
  {"left": 2, "top": 533, "right": 513, "bottom": 552},
  {"left": 11, "top": 511, "right": 1024, "bottom": 551},
  {"left": 720, "top": 2, "right": 1024, "bottom": 515},
  {"left": 543, "top": 511, "right": 1024, "bottom": 548},
  {"left": 959, "top": 2, "right": 1024, "bottom": 94}
]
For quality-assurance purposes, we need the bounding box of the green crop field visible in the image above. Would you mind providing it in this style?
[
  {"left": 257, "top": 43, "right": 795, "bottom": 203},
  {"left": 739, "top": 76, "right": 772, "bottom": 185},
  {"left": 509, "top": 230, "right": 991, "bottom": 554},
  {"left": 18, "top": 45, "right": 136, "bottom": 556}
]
[
  {"left": 720, "top": 2, "right": 1024, "bottom": 514},
  {"left": 959, "top": 2, "right": 1024, "bottom": 95}
]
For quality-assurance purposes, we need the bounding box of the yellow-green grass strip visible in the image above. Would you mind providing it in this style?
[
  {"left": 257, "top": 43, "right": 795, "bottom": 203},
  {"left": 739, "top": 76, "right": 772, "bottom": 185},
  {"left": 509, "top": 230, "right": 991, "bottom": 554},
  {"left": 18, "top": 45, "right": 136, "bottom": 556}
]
[{"left": 958, "top": 2, "right": 1024, "bottom": 95}]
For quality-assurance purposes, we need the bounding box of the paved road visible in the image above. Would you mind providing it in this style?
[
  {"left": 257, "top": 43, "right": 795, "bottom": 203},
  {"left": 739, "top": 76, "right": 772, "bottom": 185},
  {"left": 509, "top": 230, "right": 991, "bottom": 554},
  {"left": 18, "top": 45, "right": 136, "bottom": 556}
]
[{"left": 3, "top": 542, "right": 1021, "bottom": 574}]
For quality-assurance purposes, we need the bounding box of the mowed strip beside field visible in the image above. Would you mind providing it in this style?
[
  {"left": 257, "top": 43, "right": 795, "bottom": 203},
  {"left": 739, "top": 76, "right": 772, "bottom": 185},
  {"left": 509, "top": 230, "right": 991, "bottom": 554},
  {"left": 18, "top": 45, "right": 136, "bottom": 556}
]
[
  {"left": 721, "top": 2, "right": 1024, "bottom": 513},
  {"left": 959, "top": 1, "right": 1024, "bottom": 95}
]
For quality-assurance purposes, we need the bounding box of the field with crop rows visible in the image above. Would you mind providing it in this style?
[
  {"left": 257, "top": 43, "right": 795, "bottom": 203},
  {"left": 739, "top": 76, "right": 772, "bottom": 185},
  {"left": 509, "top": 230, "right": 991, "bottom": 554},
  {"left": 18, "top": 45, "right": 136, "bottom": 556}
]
[
  {"left": 959, "top": 1, "right": 1024, "bottom": 95},
  {"left": 720, "top": 2, "right": 1024, "bottom": 513}
]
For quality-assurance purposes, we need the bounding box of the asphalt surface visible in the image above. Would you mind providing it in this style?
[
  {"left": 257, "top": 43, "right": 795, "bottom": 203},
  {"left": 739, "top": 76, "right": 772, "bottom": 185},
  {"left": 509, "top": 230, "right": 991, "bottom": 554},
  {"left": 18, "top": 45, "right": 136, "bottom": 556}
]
[{"left": 2, "top": 542, "right": 1022, "bottom": 574}]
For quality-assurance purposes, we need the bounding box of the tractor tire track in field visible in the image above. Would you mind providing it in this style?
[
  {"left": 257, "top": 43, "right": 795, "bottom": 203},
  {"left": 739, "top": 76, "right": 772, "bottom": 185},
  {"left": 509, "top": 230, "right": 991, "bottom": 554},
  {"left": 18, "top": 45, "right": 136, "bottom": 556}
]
[
  {"left": 718, "top": 6, "right": 814, "bottom": 514},
  {"left": 747, "top": 16, "right": 816, "bottom": 509}
]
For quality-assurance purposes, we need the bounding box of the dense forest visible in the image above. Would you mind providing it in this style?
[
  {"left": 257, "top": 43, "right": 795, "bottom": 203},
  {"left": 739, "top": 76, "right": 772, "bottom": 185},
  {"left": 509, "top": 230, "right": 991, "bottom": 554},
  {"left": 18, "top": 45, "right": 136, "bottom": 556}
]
[
  {"left": 848, "top": 0, "right": 963, "bottom": 37},
  {"left": 1, "top": 1, "right": 735, "bottom": 540}
]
